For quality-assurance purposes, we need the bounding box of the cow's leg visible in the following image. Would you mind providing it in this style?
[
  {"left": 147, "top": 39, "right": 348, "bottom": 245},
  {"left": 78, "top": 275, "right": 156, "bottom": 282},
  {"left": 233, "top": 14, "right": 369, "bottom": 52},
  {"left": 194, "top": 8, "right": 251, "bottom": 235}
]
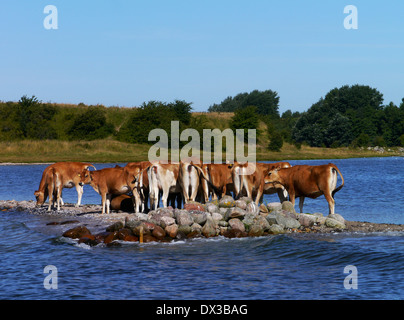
[
  {"left": 106, "top": 194, "right": 112, "bottom": 214},
  {"left": 161, "top": 190, "right": 169, "bottom": 208},
  {"left": 324, "top": 193, "right": 335, "bottom": 215},
  {"left": 101, "top": 193, "right": 106, "bottom": 214},
  {"left": 277, "top": 187, "right": 288, "bottom": 203},
  {"left": 48, "top": 189, "right": 53, "bottom": 211},
  {"left": 255, "top": 186, "right": 263, "bottom": 205},
  {"left": 75, "top": 184, "right": 83, "bottom": 207},
  {"left": 299, "top": 196, "right": 305, "bottom": 213}
]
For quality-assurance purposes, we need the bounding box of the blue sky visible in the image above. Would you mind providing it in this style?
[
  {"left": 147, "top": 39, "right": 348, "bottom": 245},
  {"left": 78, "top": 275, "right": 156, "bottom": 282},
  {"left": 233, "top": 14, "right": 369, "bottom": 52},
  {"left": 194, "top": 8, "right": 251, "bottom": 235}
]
[{"left": 0, "top": 1, "right": 403, "bottom": 114}]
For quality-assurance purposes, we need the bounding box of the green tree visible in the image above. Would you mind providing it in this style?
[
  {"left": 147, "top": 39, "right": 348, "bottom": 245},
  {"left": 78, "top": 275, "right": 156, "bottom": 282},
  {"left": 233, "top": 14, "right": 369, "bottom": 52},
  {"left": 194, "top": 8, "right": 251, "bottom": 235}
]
[
  {"left": 268, "top": 131, "right": 283, "bottom": 152},
  {"left": 230, "top": 106, "right": 259, "bottom": 142},
  {"left": 67, "top": 106, "right": 114, "bottom": 140}
]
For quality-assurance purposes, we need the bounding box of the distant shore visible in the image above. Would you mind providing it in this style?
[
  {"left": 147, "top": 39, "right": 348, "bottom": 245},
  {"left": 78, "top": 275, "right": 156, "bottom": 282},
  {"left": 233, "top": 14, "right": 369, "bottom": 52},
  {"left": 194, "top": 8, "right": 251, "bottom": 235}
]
[{"left": 0, "top": 139, "right": 403, "bottom": 164}]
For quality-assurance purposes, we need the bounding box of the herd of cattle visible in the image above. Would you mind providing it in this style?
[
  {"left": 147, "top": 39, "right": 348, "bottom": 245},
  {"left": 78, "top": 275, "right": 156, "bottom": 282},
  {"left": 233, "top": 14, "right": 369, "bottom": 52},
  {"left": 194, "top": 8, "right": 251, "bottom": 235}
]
[{"left": 34, "top": 159, "right": 344, "bottom": 216}]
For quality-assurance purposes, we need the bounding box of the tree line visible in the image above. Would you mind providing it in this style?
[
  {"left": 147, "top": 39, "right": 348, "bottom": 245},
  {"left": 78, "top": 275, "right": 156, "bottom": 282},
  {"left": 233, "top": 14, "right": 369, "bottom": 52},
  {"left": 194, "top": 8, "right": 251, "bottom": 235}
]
[{"left": 0, "top": 84, "right": 403, "bottom": 150}]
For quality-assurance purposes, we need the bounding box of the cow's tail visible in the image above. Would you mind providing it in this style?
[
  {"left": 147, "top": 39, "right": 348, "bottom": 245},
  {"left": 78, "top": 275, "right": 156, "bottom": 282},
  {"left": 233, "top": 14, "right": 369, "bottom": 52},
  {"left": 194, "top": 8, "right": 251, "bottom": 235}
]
[
  {"left": 331, "top": 164, "right": 344, "bottom": 197},
  {"left": 190, "top": 163, "right": 220, "bottom": 195}
]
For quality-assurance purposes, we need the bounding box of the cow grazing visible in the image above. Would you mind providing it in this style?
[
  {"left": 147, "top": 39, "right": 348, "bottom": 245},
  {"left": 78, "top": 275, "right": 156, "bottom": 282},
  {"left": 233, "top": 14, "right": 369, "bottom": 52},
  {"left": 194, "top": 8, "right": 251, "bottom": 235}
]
[
  {"left": 232, "top": 162, "right": 291, "bottom": 204},
  {"left": 264, "top": 163, "right": 345, "bottom": 215},
  {"left": 34, "top": 162, "right": 96, "bottom": 211},
  {"left": 78, "top": 166, "right": 138, "bottom": 214}
]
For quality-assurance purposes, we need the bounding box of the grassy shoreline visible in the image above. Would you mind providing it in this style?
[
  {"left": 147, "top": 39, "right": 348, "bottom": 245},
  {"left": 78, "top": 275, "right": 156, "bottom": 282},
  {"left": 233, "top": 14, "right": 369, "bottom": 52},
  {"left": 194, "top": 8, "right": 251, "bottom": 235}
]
[{"left": 0, "top": 139, "right": 402, "bottom": 164}]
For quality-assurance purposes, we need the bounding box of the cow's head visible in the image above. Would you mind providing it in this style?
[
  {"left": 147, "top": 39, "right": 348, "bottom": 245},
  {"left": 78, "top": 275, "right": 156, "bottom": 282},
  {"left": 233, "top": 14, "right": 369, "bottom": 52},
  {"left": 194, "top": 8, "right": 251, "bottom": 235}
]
[
  {"left": 78, "top": 169, "right": 91, "bottom": 186},
  {"left": 34, "top": 190, "right": 45, "bottom": 205},
  {"left": 264, "top": 169, "right": 281, "bottom": 185}
]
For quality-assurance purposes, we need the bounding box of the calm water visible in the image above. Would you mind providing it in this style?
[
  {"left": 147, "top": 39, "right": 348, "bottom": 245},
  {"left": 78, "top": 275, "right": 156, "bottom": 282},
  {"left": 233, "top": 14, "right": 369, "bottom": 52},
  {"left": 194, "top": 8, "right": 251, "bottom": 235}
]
[{"left": 0, "top": 157, "right": 403, "bottom": 300}]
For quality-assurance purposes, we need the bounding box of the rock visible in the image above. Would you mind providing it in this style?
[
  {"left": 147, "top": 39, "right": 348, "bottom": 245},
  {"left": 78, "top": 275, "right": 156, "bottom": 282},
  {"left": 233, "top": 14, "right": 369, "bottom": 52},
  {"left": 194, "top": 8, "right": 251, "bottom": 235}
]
[
  {"left": 94, "top": 232, "right": 111, "bottom": 243},
  {"left": 267, "top": 202, "right": 282, "bottom": 213},
  {"left": 205, "top": 203, "right": 220, "bottom": 214},
  {"left": 218, "top": 195, "right": 235, "bottom": 208},
  {"left": 224, "top": 207, "right": 246, "bottom": 220},
  {"left": 159, "top": 216, "right": 176, "bottom": 228},
  {"left": 190, "top": 223, "right": 202, "bottom": 232},
  {"left": 184, "top": 202, "right": 205, "bottom": 212},
  {"left": 78, "top": 234, "right": 98, "bottom": 246},
  {"left": 265, "top": 213, "right": 278, "bottom": 225},
  {"left": 228, "top": 218, "right": 246, "bottom": 232},
  {"left": 268, "top": 224, "right": 285, "bottom": 235},
  {"left": 298, "top": 213, "right": 318, "bottom": 227},
  {"left": 165, "top": 224, "right": 178, "bottom": 238},
  {"left": 106, "top": 221, "right": 124, "bottom": 232},
  {"left": 328, "top": 214, "right": 345, "bottom": 224},
  {"left": 211, "top": 212, "right": 223, "bottom": 223},
  {"left": 189, "top": 211, "right": 208, "bottom": 225},
  {"left": 248, "top": 224, "right": 264, "bottom": 237},
  {"left": 202, "top": 216, "right": 217, "bottom": 238},
  {"left": 117, "top": 228, "right": 133, "bottom": 240},
  {"left": 246, "top": 202, "right": 260, "bottom": 215},
  {"left": 218, "top": 220, "right": 228, "bottom": 227},
  {"left": 282, "top": 201, "right": 296, "bottom": 214},
  {"left": 152, "top": 225, "right": 166, "bottom": 240},
  {"left": 223, "top": 229, "right": 248, "bottom": 238},
  {"left": 235, "top": 199, "right": 247, "bottom": 210},
  {"left": 143, "top": 234, "right": 158, "bottom": 243},
  {"left": 242, "top": 213, "right": 256, "bottom": 229},
  {"left": 255, "top": 215, "right": 270, "bottom": 231},
  {"left": 325, "top": 217, "right": 346, "bottom": 229},
  {"left": 104, "top": 231, "right": 119, "bottom": 244},
  {"left": 148, "top": 208, "right": 174, "bottom": 225},
  {"left": 175, "top": 210, "right": 194, "bottom": 226},
  {"left": 178, "top": 225, "right": 192, "bottom": 235},
  {"left": 275, "top": 212, "right": 301, "bottom": 229},
  {"left": 63, "top": 226, "right": 91, "bottom": 239},
  {"left": 131, "top": 222, "right": 155, "bottom": 236}
]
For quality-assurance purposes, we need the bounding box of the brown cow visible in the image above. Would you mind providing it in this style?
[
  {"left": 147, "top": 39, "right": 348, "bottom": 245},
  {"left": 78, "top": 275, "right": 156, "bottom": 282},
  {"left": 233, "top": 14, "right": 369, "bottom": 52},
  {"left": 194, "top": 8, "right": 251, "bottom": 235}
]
[
  {"left": 34, "top": 162, "right": 96, "bottom": 211},
  {"left": 79, "top": 166, "right": 139, "bottom": 214},
  {"left": 232, "top": 162, "right": 291, "bottom": 204},
  {"left": 264, "top": 163, "right": 345, "bottom": 215},
  {"left": 200, "top": 163, "right": 234, "bottom": 201}
]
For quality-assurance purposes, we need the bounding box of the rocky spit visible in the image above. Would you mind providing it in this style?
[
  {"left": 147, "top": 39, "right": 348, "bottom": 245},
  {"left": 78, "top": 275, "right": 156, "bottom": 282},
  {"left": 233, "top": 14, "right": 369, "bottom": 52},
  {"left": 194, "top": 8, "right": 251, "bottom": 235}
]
[{"left": 1, "top": 197, "right": 404, "bottom": 247}]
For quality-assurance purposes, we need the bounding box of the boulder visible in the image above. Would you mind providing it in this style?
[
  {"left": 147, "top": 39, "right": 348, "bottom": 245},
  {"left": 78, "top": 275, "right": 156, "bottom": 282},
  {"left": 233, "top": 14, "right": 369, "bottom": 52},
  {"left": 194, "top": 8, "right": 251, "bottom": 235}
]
[
  {"left": 224, "top": 207, "right": 246, "bottom": 220},
  {"left": 152, "top": 225, "right": 166, "bottom": 240},
  {"left": 298, "top": 213, "right": 318, "bottom": 227},
  {"left": 234, "top": 199, "right": 247, "bottom": 210},
  {"left": 165, "top": 224, "right": 178, "bottom": 238},
  {"left": 325, "top": 217, "right": 346, "bottom": 229},
  {"left": 189, "top": 211, "right": 208, "bottom": 226},
  {"left": 175, "top": 210, "right": 194, "bottom": 226},
  {"left": 268, "top": 224, "right": 285, "bottom": 235},
  {"left": 222, "top": 229, "right": 248, "bottom": 238},
  {"left": 328, "top": 214, "right": 345, "bottom": 224},
  {"left": 211, "top": 212, "right": 223, "bottom": 223},
  {"left": 178, "top": 225, "right": 192, "bottom": 236},
  {"left": 248, "top": 224, "right": 264, "bottom": 237},
  {"left": 267, "top": 202, "right": 282, "bottom": 213},
  {"left": 184, "top": 202, "right": 205, "bottom": 212},
  {"left": 117, "top": 228, "right": 133, "bottom": 240},
  {"left": 218, "top": 195, "right": 235, "bottom": 208},
  {"left": 159, "top": 216, "right": 176, "bottom": 229},
  {"left": 282, "top": 201, "right": 297, "bottom": 215},
  {"left": 265, "top": 213, "right": 278, "bottom": 225},
  {"left": 255, "top": 215, "right": 270, "bottom": 231},
  {"left": 205, "top": 203, "right": 220, "bottom": 214},
  {"left": 62, "top": 226, "right": 91, "bottom": 239},
  {"left": 202, "top": 216, "right": 217, "bottom": 238},
  {"left": 274, "top": 212, "right": 301, "bottom": 229},
  {"left": 228, "top": 218, "right": 246, "bottom": 232},
  {"left": 104, "top": 231, "right": 119, "bottom": 244},
  {"left": 106, "top": 221, "right": 124, "bottom": 232},
  {"left": 78, "top": 234, "right": 98, "bottom": 246}
]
